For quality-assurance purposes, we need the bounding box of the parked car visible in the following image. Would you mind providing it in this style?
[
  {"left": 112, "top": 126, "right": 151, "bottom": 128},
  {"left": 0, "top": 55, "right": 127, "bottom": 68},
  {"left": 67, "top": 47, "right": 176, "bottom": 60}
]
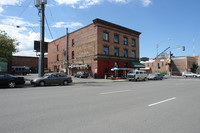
[
  {"left": 31, "top": 73, "right": 72, "bottom": 86},
  {"left": 197, "top": 74, "right": 200, "bottom": 78},
  {"left": 0, "top": 74, "right": 25, "bottom": 88},
  {"left": 74, "top": 71, "right": 88, "bottom": 78},
  {"left": 148, "top": 73, "right": 164, "bottom": 80},
  {"left": 127, "top": 70, "right": 148, "bottom": 81},
  {"left": 182, "top": 72, "right": 197, "bottom": 77}
]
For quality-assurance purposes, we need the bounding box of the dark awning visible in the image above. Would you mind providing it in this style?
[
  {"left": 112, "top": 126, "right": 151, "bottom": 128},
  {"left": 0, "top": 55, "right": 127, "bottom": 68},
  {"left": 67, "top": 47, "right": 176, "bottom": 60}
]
[{"left": 131, "top": 62, "right": 145, "bottom": 68}]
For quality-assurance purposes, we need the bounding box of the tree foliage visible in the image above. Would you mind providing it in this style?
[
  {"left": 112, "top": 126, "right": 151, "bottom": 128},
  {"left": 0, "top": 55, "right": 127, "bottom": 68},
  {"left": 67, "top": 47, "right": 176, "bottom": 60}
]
[
  {"left": 0, "top": 30, "right": 19, "bottom": 62},
  {"left": 191, "top": 64, "right": 199, "bottom": 73}
]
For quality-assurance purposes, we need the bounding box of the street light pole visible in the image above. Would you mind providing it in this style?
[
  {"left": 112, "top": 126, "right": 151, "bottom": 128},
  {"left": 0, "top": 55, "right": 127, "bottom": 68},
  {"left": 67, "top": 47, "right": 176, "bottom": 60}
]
[
  {"left": 39, "top": 3, "right": 45, "bottom": 77},
  {"left": 35, "top": 0, "right": 47, "bottom": 77},
  {"left": 155, "top": 38, "right": 171, "bottom": 69},
  {"left": 156, "top": 38, "right": 171, "bottom": 57}
]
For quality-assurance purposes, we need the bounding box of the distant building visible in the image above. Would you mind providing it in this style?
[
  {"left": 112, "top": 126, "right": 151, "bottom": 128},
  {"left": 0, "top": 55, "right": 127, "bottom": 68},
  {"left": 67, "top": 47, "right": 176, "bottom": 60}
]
[
  {"left": 48, "top": 18, "right": 143, "bottom": 78},
  {"left": 12, "top": 56, "right": 48, "bottom": 73},
  {"left": 1, "top": 56, "right": 47, "bottom": 74},
  {"left": 141, "top": 56, "right": 200, "bottom": 75}
]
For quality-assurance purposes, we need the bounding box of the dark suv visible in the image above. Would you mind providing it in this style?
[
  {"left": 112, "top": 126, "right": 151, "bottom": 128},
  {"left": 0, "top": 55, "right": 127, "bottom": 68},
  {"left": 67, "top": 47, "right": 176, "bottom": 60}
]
[{"left": 74, "top": 71, "right": 88, "bottom": 78}]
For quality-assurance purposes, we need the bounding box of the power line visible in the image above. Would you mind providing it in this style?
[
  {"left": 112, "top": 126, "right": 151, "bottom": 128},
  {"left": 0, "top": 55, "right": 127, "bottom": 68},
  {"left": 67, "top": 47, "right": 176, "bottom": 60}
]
[
  {"left": 45, "top": 15, "right": 54, "bottom": 40},
  {"left": 18, "top": 0, "right": 33, "bottom": 17},
  {"left": 1, "top": 5, "right": 33, "bottom": 8},
  {"left": 44, "top": 15, "right": 58, "bottom": 47},
  {"left": 49, "top": 8, "right": 56, "bottom": 24},
  {"left": 44, "top": 15, "right": 65, "bottom": 54}
]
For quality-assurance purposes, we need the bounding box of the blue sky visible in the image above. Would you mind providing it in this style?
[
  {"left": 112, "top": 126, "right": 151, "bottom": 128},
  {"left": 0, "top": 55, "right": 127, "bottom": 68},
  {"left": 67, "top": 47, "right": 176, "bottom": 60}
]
[{"left": 0, "top": 0, "right": 200, "bottom": 58}]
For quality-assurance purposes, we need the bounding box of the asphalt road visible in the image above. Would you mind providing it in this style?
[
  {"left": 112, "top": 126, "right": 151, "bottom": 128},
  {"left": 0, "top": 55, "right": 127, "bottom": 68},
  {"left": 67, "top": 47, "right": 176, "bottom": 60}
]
[{"left": 0, "top": 78, "right": 200, "bottom": 133}]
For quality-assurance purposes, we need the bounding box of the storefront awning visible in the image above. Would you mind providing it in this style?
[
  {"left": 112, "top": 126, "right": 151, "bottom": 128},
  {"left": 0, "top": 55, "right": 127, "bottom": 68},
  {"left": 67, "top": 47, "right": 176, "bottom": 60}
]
[{"left": 131, "top": 62, "right": 145, "bottom": 68}]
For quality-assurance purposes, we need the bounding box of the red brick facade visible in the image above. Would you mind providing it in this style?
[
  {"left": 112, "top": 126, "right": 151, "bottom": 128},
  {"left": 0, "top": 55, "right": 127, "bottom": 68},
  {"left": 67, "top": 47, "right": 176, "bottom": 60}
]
[{"left": 48, "top": 19, "right": 141, "bottom": 78}]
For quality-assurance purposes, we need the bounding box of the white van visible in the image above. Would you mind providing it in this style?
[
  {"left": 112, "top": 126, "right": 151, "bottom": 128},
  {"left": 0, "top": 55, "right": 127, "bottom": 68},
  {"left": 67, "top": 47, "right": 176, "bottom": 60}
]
[
  {"left": 127, "top": 70, "right": 148, "bottom": 81},
  {"left": 12, "top": 66, "right": 30, "bottom": 75}
]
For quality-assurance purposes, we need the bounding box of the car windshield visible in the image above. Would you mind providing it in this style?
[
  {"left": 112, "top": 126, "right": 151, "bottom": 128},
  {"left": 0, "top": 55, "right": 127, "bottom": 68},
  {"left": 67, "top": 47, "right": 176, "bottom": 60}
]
[
  {"left": 6, "top": 74, "right": 15, "bottom": 77},
  {"left": 128, "top": 71, "right": 134, "bottom": 74},
  {"left": 44, "top": 73, "right": 52, "bottom": 77}
]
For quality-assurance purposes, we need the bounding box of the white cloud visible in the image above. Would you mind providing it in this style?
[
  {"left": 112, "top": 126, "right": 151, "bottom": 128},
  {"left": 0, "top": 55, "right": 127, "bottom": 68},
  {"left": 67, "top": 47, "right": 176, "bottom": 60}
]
[
  {"left": 1, "top": 16, "right": 38, "bottom": 28},
  {"left": 54, "top": 0, "right": 102, "bottom": 8},
  {"left": 79, "top": 0, "right": 102, "bottom": 8},
  {"left": 13, "top": 50, "right": 36, "bottom": 57},
  {"left": 141, "top": 0, "right": 152, "bottom": 7},
  {"left": 53, "top": 21, "right": 83, "bottom": 29},
  {"left": 109, "top": 0, "right": 130, "bottom": 3},
  {"left": 54, "top": 0, "right": 152, "bottom": 8},
  {"left": 0, "top": 0, "right": 24, "bottom": 13},
  {"left": 0, "top": 6, "right": 3, "bottom": 12},
  {"left": 55, "top": 0, "right": 81, "bottom": 5},
  {"left": 0, "top": 0, "right": 23, "bottom": 5},
  {"left": 0, "top": 16, "right": 44, "bottom": 57}
]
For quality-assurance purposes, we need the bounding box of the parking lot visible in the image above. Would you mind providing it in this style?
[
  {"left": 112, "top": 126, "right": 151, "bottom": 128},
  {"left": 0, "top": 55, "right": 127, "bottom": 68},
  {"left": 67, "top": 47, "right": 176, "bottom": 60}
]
[{"left": 1, "top": 76, "right": 200, "bottom": 133}]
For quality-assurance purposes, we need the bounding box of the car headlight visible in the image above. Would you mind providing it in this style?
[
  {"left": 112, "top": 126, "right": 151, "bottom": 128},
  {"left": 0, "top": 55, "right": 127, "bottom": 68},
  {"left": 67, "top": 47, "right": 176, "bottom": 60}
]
[{"left": 33, "top": 79, "right": 38, "bottom": 82}]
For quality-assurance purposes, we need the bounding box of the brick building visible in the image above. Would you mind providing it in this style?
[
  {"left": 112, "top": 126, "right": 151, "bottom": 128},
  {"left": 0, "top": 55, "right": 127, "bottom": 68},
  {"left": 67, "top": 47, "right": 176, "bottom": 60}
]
[
  {"left": 48, "top": 19, "right": 142, "bottom": 78},
  {"left": 142, "top": 56, "right": 200, "bottom": 75},
  {"left": 0, "top": 56, "right": 48, "bottom": 74},
  {"left": 12, "top": 56, "right": 48, "bottom": 73}
]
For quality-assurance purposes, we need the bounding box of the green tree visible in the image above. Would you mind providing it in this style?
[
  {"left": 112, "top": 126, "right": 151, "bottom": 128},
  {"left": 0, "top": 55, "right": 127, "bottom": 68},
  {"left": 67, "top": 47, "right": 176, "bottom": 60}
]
[
  {"left": 0, "top": 30, "right": 19, "bottom": 62},
  {"left": 191, "top": 64, "right": 199, "bottom": 73}
]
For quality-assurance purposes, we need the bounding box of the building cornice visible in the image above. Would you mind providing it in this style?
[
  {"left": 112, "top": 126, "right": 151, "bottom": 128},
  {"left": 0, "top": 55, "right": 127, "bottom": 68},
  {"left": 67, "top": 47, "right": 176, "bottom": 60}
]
[{"left": 93, "top": 18, "right": 141, "bottom": 35}]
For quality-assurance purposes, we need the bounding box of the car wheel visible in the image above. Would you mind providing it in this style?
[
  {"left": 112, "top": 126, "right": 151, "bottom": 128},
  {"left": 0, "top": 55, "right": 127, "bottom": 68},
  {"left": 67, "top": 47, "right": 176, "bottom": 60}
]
[
  {"left": 8, "top": 81, "right": 16, "bottom": 88},
  {"left": 39, "top": 81, "right": 45, "bottom": 86},
  {"left": 63, "top": 80, "right": 68, "bottom": 85},
  {"left": 193, "top": 75, "right": 197, "bottom": 78}
]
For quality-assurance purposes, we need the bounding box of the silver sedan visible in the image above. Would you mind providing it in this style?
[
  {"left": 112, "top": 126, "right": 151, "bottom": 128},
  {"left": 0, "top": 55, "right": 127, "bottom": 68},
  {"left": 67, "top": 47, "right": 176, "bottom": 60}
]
[{"left": 31, "top": 73, "right": 72, "bottom": 86}]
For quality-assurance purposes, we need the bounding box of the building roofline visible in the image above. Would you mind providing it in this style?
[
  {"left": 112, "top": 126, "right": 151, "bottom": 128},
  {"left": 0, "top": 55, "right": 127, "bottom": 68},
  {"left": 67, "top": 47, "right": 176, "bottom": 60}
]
[
  {"left": 49, "top": 18, "right": 141, "bottom": 43},
  {"left": 93, "top": 18, "right": 141, "bottom": 35},
  {"left": 49, "top": 23, "right": 94, "bottom": 43},
  {"left": 13, "top": 56, "right": 47, "bottom": 58}
]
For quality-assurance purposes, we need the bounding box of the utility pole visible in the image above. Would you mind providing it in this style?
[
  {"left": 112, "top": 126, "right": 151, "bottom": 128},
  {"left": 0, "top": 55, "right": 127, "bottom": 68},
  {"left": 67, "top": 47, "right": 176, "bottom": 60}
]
[
  {"left": 35, "top": 0, "right": 47, "bottom": 77},
  {"left": 66, "top": 28, "right": 69, "bottom": 75},
  {"left": 169, "top": 51, "right": 172, "bottom": 77}
]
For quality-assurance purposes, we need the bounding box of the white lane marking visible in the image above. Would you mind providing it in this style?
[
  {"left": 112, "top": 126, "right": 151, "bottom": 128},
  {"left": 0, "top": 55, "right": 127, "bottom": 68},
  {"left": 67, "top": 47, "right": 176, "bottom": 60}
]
[
  {"left": 100, "top": 90, "right": 131, "bottom": 95},
  {"left": 148, "top": 97, "right": 176, "bottom": 107}
]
